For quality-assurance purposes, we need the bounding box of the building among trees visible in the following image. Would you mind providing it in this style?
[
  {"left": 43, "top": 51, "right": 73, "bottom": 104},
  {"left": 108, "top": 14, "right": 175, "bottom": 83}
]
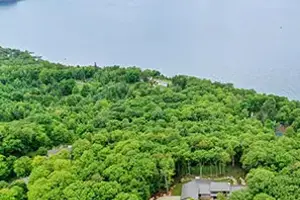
[{"left": 181, "top": 178, "right": 245, "bottom": 200}]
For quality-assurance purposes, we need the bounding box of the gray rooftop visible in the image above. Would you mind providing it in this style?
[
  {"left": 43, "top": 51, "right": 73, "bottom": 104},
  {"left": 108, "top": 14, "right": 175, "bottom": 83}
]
[
  {"left": 47, "top": 145, "right": 73, "bottom": 156},
  {"left": 196, "top": 180, "right": 210, "bottom": 195},
  {"left": 157, "top": 197, "right": 181, "bottom": 200},
  {"left": 210, "top": 182, "right": 230, "bottom": 192},
  {"left": 47, "top": 149, "right": 60, "bottom": 155},
  {"left": 181, "top": 181, "right": 199, "bottom": 200},
  {"left": 181, "top": 179, "right": 246, "bottom": 200}
]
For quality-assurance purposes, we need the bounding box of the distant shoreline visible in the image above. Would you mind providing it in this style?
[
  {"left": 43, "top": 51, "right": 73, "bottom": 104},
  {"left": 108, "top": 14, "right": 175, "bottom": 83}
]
[{"left": 0, "top": 0, "right": 19, "bottom": 4}]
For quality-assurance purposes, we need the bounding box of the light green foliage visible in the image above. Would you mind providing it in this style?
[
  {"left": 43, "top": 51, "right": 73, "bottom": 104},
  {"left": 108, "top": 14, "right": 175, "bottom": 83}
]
[
  {"left": 0, "top": 181, "right": 27, "bottom": 200},
  {"left": 13, "top": 156, "right": 32, "bottom": 177},
  {"left": 285, "top": 126, "right": 296, "bottom": 137},
  {"left": 230, "top": 190, "right": 253, "bottom": 200},
  {"left": 1, "top": 47, "right": 300, "bottom": 199},
  {"left": 0, "top": 186, "right": 25, "bottom": 200},
  {"left": 253, "top": 193, "right": 275, "bottom": 200},
  {"left": 246, "top": 168, "right": 275, "bottom": 194},
  {"left": 217, "top": 193, "right": 226, "bottom": 200},
  {"left": 28, "top": 170, "right": 75, "bottom": 200}
]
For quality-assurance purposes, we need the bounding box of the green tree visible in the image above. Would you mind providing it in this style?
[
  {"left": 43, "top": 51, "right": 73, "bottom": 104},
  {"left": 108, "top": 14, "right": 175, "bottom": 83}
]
[
  {"left": 246, "top": 168, "right": 275, "bottom": 195},
  {"left": 217, "top": 193, "right": 226, "bottom": 200},
  {"left": 253, "top": 193, "right": 275, "bottom": 200},
  {"left": 125, "top": 68, "right": 141, "bottom": 83},
  {"left": 13, "top": 156, "right": 32, "bottom": 177},
  {"left": 0, "top": 155, "right": 10, "bottom": 180},
  {"left": 171, "top": 75, "right": 187, "bottom": 89}
]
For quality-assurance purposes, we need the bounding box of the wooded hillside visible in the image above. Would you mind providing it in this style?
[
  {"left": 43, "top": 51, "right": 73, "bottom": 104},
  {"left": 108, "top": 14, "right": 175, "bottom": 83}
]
[{"left": 0, "top": 47, "right": 300, "bottom": 200}]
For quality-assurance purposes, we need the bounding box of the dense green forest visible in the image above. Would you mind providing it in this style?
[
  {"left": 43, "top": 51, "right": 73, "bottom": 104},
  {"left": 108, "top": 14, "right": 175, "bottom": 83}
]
[{"left": 1, "top": 46, "right": 300, "bottom": 200}]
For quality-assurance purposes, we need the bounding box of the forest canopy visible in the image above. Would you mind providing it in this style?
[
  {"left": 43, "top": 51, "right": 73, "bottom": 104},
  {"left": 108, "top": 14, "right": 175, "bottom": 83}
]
[{"left": 1, "top": 47, "right": 300, "bottom": 200}]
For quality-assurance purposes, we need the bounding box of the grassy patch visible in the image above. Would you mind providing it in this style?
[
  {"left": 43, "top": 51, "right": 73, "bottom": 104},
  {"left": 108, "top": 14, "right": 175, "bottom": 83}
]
[{"left": 172, "top": 182, "right": 187, "bottom": 196}]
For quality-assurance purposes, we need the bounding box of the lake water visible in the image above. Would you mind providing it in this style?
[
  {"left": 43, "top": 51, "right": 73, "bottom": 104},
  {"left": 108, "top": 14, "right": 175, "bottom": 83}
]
[{"left": 0, "top": 0, "right": 300, "bottom": 99}]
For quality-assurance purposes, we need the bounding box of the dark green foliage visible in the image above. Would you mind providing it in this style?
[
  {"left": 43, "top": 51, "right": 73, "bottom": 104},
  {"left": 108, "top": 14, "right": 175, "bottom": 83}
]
[
  {"left": 171, "top": 75, "right": 188, "bottom": 89},
  {"left": 125, "top": 68, "right": 141, "bottom": 83}
]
